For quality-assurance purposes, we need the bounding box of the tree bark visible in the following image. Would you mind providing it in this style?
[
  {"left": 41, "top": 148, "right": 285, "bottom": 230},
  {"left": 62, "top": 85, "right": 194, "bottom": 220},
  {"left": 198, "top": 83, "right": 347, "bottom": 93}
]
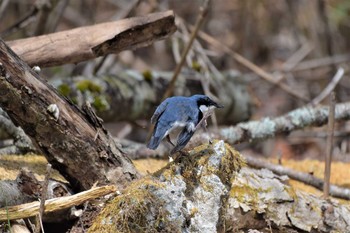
[
  {"left": 0, "top": 38, "right": 140, "bottom": 192},
  {"left": 6, "top": 11, "right": 176, "bottom": 67}
]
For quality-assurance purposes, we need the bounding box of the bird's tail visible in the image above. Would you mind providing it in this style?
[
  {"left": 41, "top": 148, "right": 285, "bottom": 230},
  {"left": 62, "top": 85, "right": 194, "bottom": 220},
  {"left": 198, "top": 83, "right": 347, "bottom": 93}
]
[{"left": 147, "top": 136, "right": 162, "bottom": 150}]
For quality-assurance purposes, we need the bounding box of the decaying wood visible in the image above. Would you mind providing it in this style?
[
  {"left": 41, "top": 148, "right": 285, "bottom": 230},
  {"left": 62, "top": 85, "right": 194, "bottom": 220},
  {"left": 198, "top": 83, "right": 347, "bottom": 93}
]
[
  {"left": 0, "top": 38, "right": 140, "bottom": 191},
  {"left": 6, "top": 11, "right": 176, "bottom": 67},
  {"left": 89, "top": 141, "right": 350, "bottom": 233},
  {"left": 52, "top": 70, "right": 251, "bottom": 124},
  {"left": 0, "top": 185, "right": 116, "bottom": 221}
]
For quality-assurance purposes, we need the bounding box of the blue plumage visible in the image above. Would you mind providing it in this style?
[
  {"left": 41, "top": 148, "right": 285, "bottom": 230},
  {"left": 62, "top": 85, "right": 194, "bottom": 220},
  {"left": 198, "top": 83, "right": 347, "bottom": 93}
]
[{"left": 147, "top": 95, "right": 223, "bottom": 154}]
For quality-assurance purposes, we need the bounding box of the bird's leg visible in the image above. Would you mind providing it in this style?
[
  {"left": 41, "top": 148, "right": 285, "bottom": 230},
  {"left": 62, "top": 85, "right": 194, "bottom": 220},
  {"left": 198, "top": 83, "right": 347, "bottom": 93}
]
[
  {"left": 201, "top": 119, "right": 213, "bottom": 144},
  {"left": 195, "top": 110, "right": 213, "bottom": 144},
  {"left": 166, "top": 135, "right": 175, "bottom": 147}
]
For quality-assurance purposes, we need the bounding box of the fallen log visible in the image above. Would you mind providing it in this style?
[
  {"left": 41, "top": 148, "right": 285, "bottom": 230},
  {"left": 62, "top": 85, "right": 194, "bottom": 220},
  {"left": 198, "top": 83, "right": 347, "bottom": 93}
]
[{"left": 7, "top": 11, "right": 176, "bottom": 67}]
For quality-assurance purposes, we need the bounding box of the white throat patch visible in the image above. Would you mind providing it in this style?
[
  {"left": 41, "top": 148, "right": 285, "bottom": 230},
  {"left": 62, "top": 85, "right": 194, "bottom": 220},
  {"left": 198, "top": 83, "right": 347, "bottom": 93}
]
[
  {"left": 199, "top": 105, "right": 215, "bottom": 113},
  {"left": 199, "top": 105, "right": 209, "bottom": 113}
]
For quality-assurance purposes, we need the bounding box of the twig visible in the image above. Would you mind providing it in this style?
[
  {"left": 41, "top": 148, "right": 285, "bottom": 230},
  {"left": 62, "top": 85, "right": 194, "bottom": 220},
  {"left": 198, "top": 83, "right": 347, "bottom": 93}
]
[
  {"left": 0, "top": 6, "right": 38, "bottom": 38},
  {"left": 45, "top": 0, "right": 69, "bottom": 33},
  {"left": 317, "top": 0, "right": 334, "bottom": 69},
  {"left": 281, "top": 43, "right": 313, "bottom": 72},
  {"left": 0, "top": 0, "right": 10, "bottom": 22},
  {"left": 195, "top": 28, "right": 310, "bottom": 102},
  {"left": 93, "top": 0, "right": 142, "bottom": 75},
  {"left": 310, "top": 67, "right": 344, "bottom": 106},
  {"left": 0, "top": 185, "right": 117, "bottom": 221},
  {"left": 292, "top": 54, "right": 350, "bottom": 72},
  {"left": 244, "top": 153, "right": 350, "bottom": 200},
  {"left": 34, "top": 0, "right": 52, "bottom": 36},
  {"left": 162, "top": 0, "right": 210, "bottom": 100},
  {"left": 35, "top": 164, "right": 52, "bottom": 233},
  {"left": 323, "top": 92, "right": 335, "bottom": 198}
]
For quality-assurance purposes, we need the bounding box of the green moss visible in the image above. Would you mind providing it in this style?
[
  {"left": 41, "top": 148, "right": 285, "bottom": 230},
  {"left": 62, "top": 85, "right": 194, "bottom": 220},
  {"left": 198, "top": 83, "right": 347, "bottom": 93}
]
[
  {"left": 88, "top": 178, "right": 178, "bottom": 233},
  {"left": 142, "top": 70, "right": 153, "bottom": 82},
  {"left": 219, "top": 143, "right": 246, "bottom": 185},
  {"left": 92, "top": 96, "right": 110, "bottom": 112},
  {"left": 191, "top": 61, "right": 202, "bottom": 72},
  {"left": 57, "top": 83, "right": 71, "bottom": 97},
  {"left": 76, "top": 80, "right": 102, "bottom": 93}
]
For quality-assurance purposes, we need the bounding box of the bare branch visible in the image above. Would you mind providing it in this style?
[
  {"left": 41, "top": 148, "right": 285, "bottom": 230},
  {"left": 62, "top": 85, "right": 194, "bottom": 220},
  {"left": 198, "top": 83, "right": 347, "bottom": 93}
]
[
  {"left": 323, "top": 92, "right": 335, "bottom": 198},
  {"left": 7, "top": 11, "right": 176, "bottom": 67},
  {"left": 220, "top": 101, "right": 350, "bottom": 145}
]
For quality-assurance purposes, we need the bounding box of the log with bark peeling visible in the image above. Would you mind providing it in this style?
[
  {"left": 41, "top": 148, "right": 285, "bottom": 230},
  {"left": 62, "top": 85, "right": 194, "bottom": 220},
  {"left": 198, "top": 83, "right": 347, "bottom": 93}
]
[
  {"left": 6, "top": 11, "right": 176, "bottom": 67},
  {"left": 0, "top": 38, "right": 140, "bottom": 192}
]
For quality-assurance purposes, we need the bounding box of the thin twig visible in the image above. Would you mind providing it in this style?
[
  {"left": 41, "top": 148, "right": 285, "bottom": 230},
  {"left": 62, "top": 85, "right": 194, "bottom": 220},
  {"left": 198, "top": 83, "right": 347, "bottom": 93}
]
[
  {"left": 0, "top": 6, "right": 38, "bottom": 38},
  {"left": 323, "top": 92, "right": 335, "bottom": 198},
  {"left": 282, "top": 43, "right": 313, "bottom": 72},
  {"left": 94, "top": 0, "right": 141, "bottom": 75},
  {"left": 162, "top": 0, "right": 210, "bottom": 100},
  {"left": 310, "top": 67, "right": 344, "bottom": 106},
  {"left": 34, "top": 0, "right": 52, "bottom": 36},
  {"left": 35, "top": 164, "right": 52, "bottom": 233},
  {"left": 292, "top": 54, "right": 350, "bottom": 72},
  {"left": 244, "top": 153, "right": 350, "bottom": 200},
  {"left": 195, "top": 28, "right": 310, "bottom": 102},
  {"left": 317, "top": 0, "right": 334, "bottom": 69},
  {"left": 0, "top": 0, "right": 10, "bottom": 22}
]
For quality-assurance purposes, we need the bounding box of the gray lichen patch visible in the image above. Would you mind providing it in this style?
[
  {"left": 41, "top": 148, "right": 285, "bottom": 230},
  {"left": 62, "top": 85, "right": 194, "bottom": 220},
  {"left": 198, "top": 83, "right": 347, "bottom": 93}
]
[
  {"left": 89, "top": 140, "right": 245, "bottom": 233},
  {"left": 226, "top": 167, "right": 350, "bottom": 232}
]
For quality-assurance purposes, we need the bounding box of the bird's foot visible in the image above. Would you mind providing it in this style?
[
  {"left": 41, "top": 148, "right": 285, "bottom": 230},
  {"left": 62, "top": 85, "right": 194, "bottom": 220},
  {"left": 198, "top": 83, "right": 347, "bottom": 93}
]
[{"left": 166, "top": 135, "right": 175, "bottom": 147}]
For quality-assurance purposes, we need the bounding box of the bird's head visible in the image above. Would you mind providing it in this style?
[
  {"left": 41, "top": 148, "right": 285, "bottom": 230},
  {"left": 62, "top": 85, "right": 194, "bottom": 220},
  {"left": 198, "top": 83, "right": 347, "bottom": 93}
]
[{"left": 192, "top": 95, "right": 224, "bottom": 112}]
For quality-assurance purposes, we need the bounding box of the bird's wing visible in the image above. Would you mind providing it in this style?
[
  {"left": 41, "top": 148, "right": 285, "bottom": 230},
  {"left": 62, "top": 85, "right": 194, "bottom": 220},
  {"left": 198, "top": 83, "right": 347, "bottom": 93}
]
[{"left": 150, "top": 100, "right": 169, "bottom": 124}]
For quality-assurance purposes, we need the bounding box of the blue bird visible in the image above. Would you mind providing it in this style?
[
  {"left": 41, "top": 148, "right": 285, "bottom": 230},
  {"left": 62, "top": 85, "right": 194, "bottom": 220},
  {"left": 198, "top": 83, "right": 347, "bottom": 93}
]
[{"left": 147, "top": 95, "right": 224, "bottom": 154}]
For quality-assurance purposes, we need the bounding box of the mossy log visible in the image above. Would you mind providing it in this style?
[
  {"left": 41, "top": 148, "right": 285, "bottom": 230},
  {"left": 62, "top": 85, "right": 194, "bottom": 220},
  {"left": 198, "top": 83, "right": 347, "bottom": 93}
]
[
  {"left": 53, "top": 70, "right": 252, "bottom": 124},
  {"left": 89, "top": 141, "right": 350, "bottom": 233}
]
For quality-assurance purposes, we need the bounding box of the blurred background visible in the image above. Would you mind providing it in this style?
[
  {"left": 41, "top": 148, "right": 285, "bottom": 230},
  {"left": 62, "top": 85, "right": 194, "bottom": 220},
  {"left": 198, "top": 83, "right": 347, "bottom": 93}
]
[{"left": 1, "top": 0, "right": 350, "bottom": 162}]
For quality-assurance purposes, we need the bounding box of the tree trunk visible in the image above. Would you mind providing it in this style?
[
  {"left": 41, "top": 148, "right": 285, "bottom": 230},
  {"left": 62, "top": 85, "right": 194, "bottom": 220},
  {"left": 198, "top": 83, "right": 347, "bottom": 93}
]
[{"left": 0, "top": 39, "right": 140, "bottom": 192}]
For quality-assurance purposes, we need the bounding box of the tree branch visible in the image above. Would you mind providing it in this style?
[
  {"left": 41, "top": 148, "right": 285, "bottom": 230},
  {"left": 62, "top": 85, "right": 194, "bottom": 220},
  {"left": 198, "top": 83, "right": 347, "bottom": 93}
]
[{"left": 7, "top": 11, "right": 176, "bottom": 67}]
